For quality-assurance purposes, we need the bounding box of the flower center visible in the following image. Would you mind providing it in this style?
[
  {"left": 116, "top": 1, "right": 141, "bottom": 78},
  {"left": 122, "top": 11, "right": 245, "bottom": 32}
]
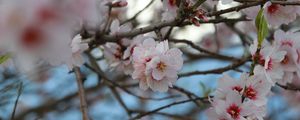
[
  {"left": 281, "top": 55, "right": 289, "bottom": 65},
  {"left": 21, "top": 26, "right": 43, "bottom": 49},
  {"left": 281, "top": 40, "right": 293, "bottom": 47},
  {"left": 268, "top": 4, "right": 279, "bottom": 14},
  {"left": 168, "top": 0, "right": 176, "bottom": 7},
  {"left": 114, "top": 47, "right": 122, "bottom": 59},
  {"left": 226, "top": 104, "right": 241, "bottom": 119},
  {"left": 157, "top": 62, "right": 167, "bottom": 71},
  {"left": 243, "top": 86, "right": 257, "bottom": 100}
]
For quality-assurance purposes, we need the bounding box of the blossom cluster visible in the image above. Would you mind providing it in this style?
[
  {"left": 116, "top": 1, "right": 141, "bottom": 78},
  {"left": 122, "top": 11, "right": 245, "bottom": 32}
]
[
  {"left": 204, "top": 1, "right": 300, "bottom": 119},
  {"left": 104, "top": 35, "right": 183, "bottom": 92},
  {"left": 206, "top": 29, "right": 300, "bottom": 120},
  {"left": 223, "top": 0, "right": 300, "bottom": 27}
]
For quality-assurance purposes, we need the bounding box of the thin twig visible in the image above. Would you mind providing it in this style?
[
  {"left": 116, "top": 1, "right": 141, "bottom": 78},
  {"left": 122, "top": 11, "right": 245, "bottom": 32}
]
[
  {"left": 179, "top": 57, "right": 250, "bottom": 77},
  {"left": 74, "top": 67, "right": 90, "bottom": 120},
  {"left": 169, "top": 38, "right": 241, "bottom": 61},
  {"left": 276, "top": 83, "right": 300, "bottom": 91},
  {"left": 121, "top": 0, "right": 155, "bottom": 25},
  {"left": 109, "top": 86, "right": 132, "bottom": 118},
  {"left": 130, "top": 97, "right": 207, "bottom": 120},
  {"left": 10, "top": 82, "right": 23, "bottom": 120}
]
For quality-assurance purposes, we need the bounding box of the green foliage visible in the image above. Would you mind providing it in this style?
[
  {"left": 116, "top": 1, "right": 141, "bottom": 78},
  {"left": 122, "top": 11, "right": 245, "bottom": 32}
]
[
  {"left": 0, "top": 54, "right": 10, "bottom": 64},
  {"left": 255, "top": 8, "right": 269, "bottom": 48},
  {"left": 199, "top": 82, "right": 212, "bottom": 97}
]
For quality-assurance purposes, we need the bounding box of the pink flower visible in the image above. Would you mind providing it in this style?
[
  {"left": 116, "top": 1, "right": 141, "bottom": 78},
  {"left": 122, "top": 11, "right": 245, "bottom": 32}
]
[
  {"left": 252, "top": 43, "right": 287, "bottom": 85},
  {"left": 123, "top": 35, "right": 145, "bottom": 60},
  {"left": 110, "top": 19, "right": 132, "bottom": 36},
  {"left": 215, "top": 74, "right": 244, "bottom": 100},
  {"left": 213, "top": 92, "right": 261, "bottom": 120},
  {"left": 66, "top": 34, "right": 89, "bottom": 69},
  {"left": 263, "top": 1, "right": 298, "bottom": 26},
  {"left": 162, "top": 0, "right": 178, "bottom": 21},
  {"left": 243, "top": 74, "right": 272, "bottom": 106},
  {"left": 215, "top": 73, "right": 271, "bottom": 106},
  {"left": 131, "top": 38, "right": 183, "bottom": 92},
  {"left": 145, "top": 48, "right": 183, "bottom": 92},
  {"left": 103, "top": 41, "right": 132, "bottom": 75},
  {"left": 273, "top": 30, "right": 300, "bottom": 84},
  {"left": 132, "top": 38, "right": 158, "bottom": 90}
]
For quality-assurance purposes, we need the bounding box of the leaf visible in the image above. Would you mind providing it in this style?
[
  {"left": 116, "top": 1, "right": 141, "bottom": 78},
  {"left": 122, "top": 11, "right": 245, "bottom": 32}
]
[
  {"left": 255, "top": 8, "right": 269, "bottom": 48},
  {"left": 199, "top": 82, "right": 212, "bottom": 97},
  {"left": 0, "top": 54, "right": 10, "bottom": 64}
]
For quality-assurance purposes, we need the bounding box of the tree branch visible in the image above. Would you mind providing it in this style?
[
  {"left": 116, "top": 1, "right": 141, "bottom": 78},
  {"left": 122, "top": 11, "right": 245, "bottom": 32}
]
[{"left": 74, "top": 67, "right": 90, "bottom": 120}]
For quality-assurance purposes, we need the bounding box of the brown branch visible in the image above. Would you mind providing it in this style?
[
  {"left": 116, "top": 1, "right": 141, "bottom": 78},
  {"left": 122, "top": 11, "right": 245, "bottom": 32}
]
[
  {"left": 121, "top": 0, "right": 154, "bottom": 25},
  {"left": 179, "top": 57, "right": 250, "bottom": 77},
  {"left": 74, "top": 67, "right": 90, "bottom": 120},
  {"left": 10, "top": 82, "right": 23, "bottom": 120},
  {"left": 130, "top": 97, "right": 208, "bottom": 120},
  {"left": 15, "top": 85, "right": 102, "bottom": 120},
  {"left": 272, "top": 1, "right": 300, "bottom": 5},
  {"left": 206, "top": 1, "right": 264, "bottom": 17},
  {"left": 109, "top": 86, "right": 132, "bottom": 118},
  {"left": 172, "top": 85, "right": 203, "bottom": 107},
  {"left": 169, "top": 38, "right": 241, "bottom": 61},
  {"left": 276, "top": 83, "right": 300, "bottom": 91},
  {"left": 131, "top": 111, "right": 194, "bottom": 120},
  {"left": 92, "top": 17, "right": 251, "bottom": 46}
]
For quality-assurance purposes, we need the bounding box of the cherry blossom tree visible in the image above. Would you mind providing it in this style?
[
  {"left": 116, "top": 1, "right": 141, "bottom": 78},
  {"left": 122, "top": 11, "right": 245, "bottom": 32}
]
[{"left": 1, "top": 0, "right": 300, "bottom": 120}]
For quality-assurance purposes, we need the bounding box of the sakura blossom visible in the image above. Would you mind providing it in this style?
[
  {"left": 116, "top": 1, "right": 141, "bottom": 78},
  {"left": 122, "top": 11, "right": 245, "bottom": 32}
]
[
  {"left": 251, "top": 43, "right": 287, "bottom": 85},
  {"left": 211, "top": 92, "right": 263, "bottom": 120},
  {"left": 103, "top": 40, "right": 133, "bottom": 75},
  {"left": 263, "top": 1, "right": 298, "bottom": 26},
  {"left": 67, "top": 34, "right": 89, "bottom": 69},
  {"left": 110, "top": 19, "right": 132, "bottom": 36},
  {"left": 214, "top": 74, "right": 244, "bottom": 100},
  {"left": 209, "top": 73, "right": 270, "bottom": 120},
  {"left": 162, "top": 0, "right": 178, "bottom": 20},
  {"left": 131, "top": 38, "right": 183, "bottom": 92}
]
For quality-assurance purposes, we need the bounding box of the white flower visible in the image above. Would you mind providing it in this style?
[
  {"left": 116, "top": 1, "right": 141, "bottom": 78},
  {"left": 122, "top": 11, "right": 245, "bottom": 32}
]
[
  {"left": 123, "top": 35, "right": 146, "bottom": 60},
  {"left": 213, "top": 92, "right": 260, "bottom": 120},
  {"left": 243, "top": 74, "right": 272, "bottom": 106},
  {"left": 103, "top": 42, "right": 132, "bottom": 75},
  {"left": 145, "top": 47, "right": 183, "bottom": 92},
  {"left": 263, "top": 1, "right": 298, "bottom": 26},
  {"left": 110, "top": 19, "right": 132, "bottom": 36},
  {"left": 214, "top": 74, "right": 244, "bottom": 100},
  {"left": 66, "top": 34, "right": 89, "bottom": 69},
  {"left": 131, "top": 38, "right": 183, "bottom": 92},
  {"left": 162, "top": 0, "right": 178, "bottom": 21},
  {"left": 252, "top": 43, "right": 287, "bottom": 85},
  {"left": 272, "top": 30, "right": 300, "bottom": 85}
]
